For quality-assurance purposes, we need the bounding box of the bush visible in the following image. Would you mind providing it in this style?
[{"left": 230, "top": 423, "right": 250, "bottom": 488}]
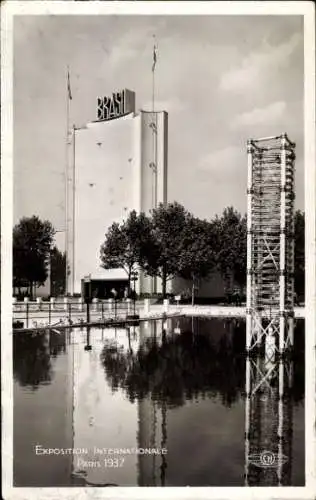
[{"left": 13, "top": 320, "right": 24, "bottom": 329}]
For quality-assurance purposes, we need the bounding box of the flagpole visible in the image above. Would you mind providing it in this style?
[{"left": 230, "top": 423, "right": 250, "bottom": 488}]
[
  {"left": 65, "top": 67, "right": 69, "bottom": 296},
  {"left": 152, "top": 37, "right": 155, "bottom": 115},
  {"left": 65, "top": 65, "right": 72, "bottom": 296},
  {"left": 72, "top": 124, "right": 76, "bottom": 297},
  {"left": 152, "top": 37, "right": 158, "bottom": 210},
  {"left": 151, "top": 37, "right": 158, "bottom": 296}
]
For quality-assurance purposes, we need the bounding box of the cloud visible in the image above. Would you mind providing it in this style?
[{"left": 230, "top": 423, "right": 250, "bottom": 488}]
[
  {"left": 195, "top": 145, "right": 247, "bottom": 216},
  {"left": 219, "top": 33, "right": 301, "bottom": 92},
  {"left": 106, "top": 23, "right": 159, "bottom": 69},
  {"left": 199, "top": 146, "right": 242, "bottom": 176},
  {"left": 232, "top": 101, "right": 286, "bottom": 129}
]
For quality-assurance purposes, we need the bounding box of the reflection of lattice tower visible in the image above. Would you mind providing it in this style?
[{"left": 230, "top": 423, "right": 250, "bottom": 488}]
[
  {"left": 244, "top": 356, "right": 293, "bottom": 486},
  {"left": 246, "top": 134, "right": 296, "bottom": 353}
]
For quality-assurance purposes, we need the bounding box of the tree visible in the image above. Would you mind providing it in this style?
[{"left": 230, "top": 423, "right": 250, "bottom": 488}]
[
  {"left": 214, "top": 207, "right": 247, "bottom": 297},
  {"left": 294, "top": 210, "right": 305, "bottom": 303},
  {"left": 100, "top": 210, "right": 152, "bottom": 292},
  {"left": 100, "top": 327, "right": 246, "bottom": 409},
  {"left": 50, "top": 246, "right": 67, "bottom": 297},
  {"left": 140, "top": 202, "right": 190, "bottom": 297},
  {"left": 13, "top": 333, "right": 53, "bottom": 389},
  {"left": 13, "top": 216, "right": 55, "bottom": 299},
  {"left": 177, "top": 217, "right": 217, "bottom": 305}
]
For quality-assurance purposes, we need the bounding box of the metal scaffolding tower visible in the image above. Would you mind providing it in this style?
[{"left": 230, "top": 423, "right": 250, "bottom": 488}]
[{"left": 246, "top": 134, "right": 296, "bottom": 354}]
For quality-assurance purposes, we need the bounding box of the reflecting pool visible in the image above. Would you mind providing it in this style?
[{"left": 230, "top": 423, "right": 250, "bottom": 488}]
[{"left": 13, "top": 317, "right": 305, "bottom": 487}]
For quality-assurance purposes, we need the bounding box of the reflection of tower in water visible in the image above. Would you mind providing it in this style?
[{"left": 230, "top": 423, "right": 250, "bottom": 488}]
[
  {"left": 137, "top": 396, "right": 168, "bottom": 486},
  {"left": 245, "top": 350, "right": 293, "bottom": 486},
  {"left": 137, "top": 320, "right": 169, "bottom": 486}
]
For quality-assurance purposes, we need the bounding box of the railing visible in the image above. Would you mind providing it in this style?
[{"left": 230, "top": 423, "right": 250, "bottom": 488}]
[
  {"left": 13, "top": 298, "right": 304, "bottom": 330},
  {"left": 13, "top": 298, "right": 142, "bottom": 329}
]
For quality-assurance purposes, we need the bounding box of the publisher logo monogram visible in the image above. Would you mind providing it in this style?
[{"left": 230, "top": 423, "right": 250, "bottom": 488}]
[
  {"left": 260, "top": 451, "right": 275, "bottom": 466},
  {"left": 248, "top": 450, "right": 287, "bottom": 468}
]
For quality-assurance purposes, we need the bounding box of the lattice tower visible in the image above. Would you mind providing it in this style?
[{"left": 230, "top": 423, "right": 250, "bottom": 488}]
[{"left": 246, "top": 134, "right": 296, "bottom": 353}]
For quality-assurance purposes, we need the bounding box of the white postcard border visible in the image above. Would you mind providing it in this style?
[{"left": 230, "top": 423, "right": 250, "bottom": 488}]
[{"left": 1, "top": 2, "right": 315, "bottom": 499}]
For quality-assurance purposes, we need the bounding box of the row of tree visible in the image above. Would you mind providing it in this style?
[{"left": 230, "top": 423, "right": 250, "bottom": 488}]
[
  {"left": 100, "top": 204, "right": 247, "bottom": 303},
  {"left": 100, "top": 203, "right": 305, "bottom": 303},
  {"left": 13, "top": 205, "right": 305, "bottom": 302}
]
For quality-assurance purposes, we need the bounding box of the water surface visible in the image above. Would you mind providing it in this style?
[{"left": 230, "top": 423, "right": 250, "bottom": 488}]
[{"left": 13, "top": 317, "right": 305, "bottom": 487}]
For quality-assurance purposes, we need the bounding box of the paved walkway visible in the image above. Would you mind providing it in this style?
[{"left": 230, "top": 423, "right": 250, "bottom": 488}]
[{"left": 143, "top": 305, "right": 305, "bottom": 319}]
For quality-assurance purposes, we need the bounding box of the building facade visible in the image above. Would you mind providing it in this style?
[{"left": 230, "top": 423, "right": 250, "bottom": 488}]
[{"left": 66, "top": 89, "right": 168, "bottom": 295}]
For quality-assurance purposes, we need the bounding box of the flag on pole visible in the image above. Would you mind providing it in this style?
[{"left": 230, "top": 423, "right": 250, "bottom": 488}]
[
  {"left": 152, "top": 44, "right": 157, "bottom": 72},
  {"left": 67, "top": 68, "right": 72, "bottom": 101}
]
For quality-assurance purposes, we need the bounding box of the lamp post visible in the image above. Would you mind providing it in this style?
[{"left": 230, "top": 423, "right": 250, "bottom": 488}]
[
  {"left": 85, "top": 326, "right": 92, "bottom": 352},
  {"left": 130, "top": 270, "right": 138, "bottom": 317}
]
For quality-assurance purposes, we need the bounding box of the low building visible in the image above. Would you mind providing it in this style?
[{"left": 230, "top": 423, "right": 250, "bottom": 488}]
[{"left": 171, "top": 271, "right": 227, "bottom": 303}]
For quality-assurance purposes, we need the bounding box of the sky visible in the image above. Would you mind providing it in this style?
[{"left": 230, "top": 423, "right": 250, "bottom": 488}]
[{"left": 14, "top": 14, "right": 304, "bottom": 249}]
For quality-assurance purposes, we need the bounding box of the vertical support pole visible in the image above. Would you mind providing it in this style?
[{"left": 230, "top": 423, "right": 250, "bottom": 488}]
[
  {"left": 160, "top": 400, "right": 167, "bottom": 487},
  {"left": 279, "top": 314, "right": 285, "bottom": 355},
  {"left": 244, "top": 356, "right": 251, "bottom": 485},
  {"left": 108, "top": 298, "right": 113, "bottom": 314},
  {"left": 86, "top": 302, "right": 90, "bottom": 324},
  {"left": 48, "top": 301, "right": 51, "bottom": 325},
  {"left": 279, "top": 134, "right": 287, "bottom": 353},
  {"left": 254, "top": 310, "right": 262, "bottom": 346},
  {"left": 256, "top": 151, "right": 263, "bottom": 315},
  {"left": 69, "top": 302, "right": 72, "bottom": 323},
  {"left": 26, "top": 299, "right": 29, "bottom": 329},
  {"left": 277, "top": 359, "right": 284, "bottom": 485},
  {"left": 101, "top": 301, "right": 104, "bottom": 321},
  {"left": 287, "top": 136, "right": 295, "bottom": 318},
  {"left": 288, "top": 316, "right": 294, "bottom": 348},
  {"left": 133, "top": 294, "right": 136, "bottom": 317},
  {"left": 246, "top": 140, "right": 253, "bottom": 351},
  {"left": 278, "top": 358, "right": 284, "bottom": 401},
  {"left": 287, "top": 359, "right": 293, "bottom": 389},
  {"left": 265, "top": 326, "right": 276, "bottom": 364},
  {"left": 84, "top": 326, "right": 92, "bottom": 351}
]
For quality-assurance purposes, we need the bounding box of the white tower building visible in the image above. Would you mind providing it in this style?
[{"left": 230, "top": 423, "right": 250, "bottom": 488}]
[{"left": 66, "top": 90, "right": 168, "bottom": 296}]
